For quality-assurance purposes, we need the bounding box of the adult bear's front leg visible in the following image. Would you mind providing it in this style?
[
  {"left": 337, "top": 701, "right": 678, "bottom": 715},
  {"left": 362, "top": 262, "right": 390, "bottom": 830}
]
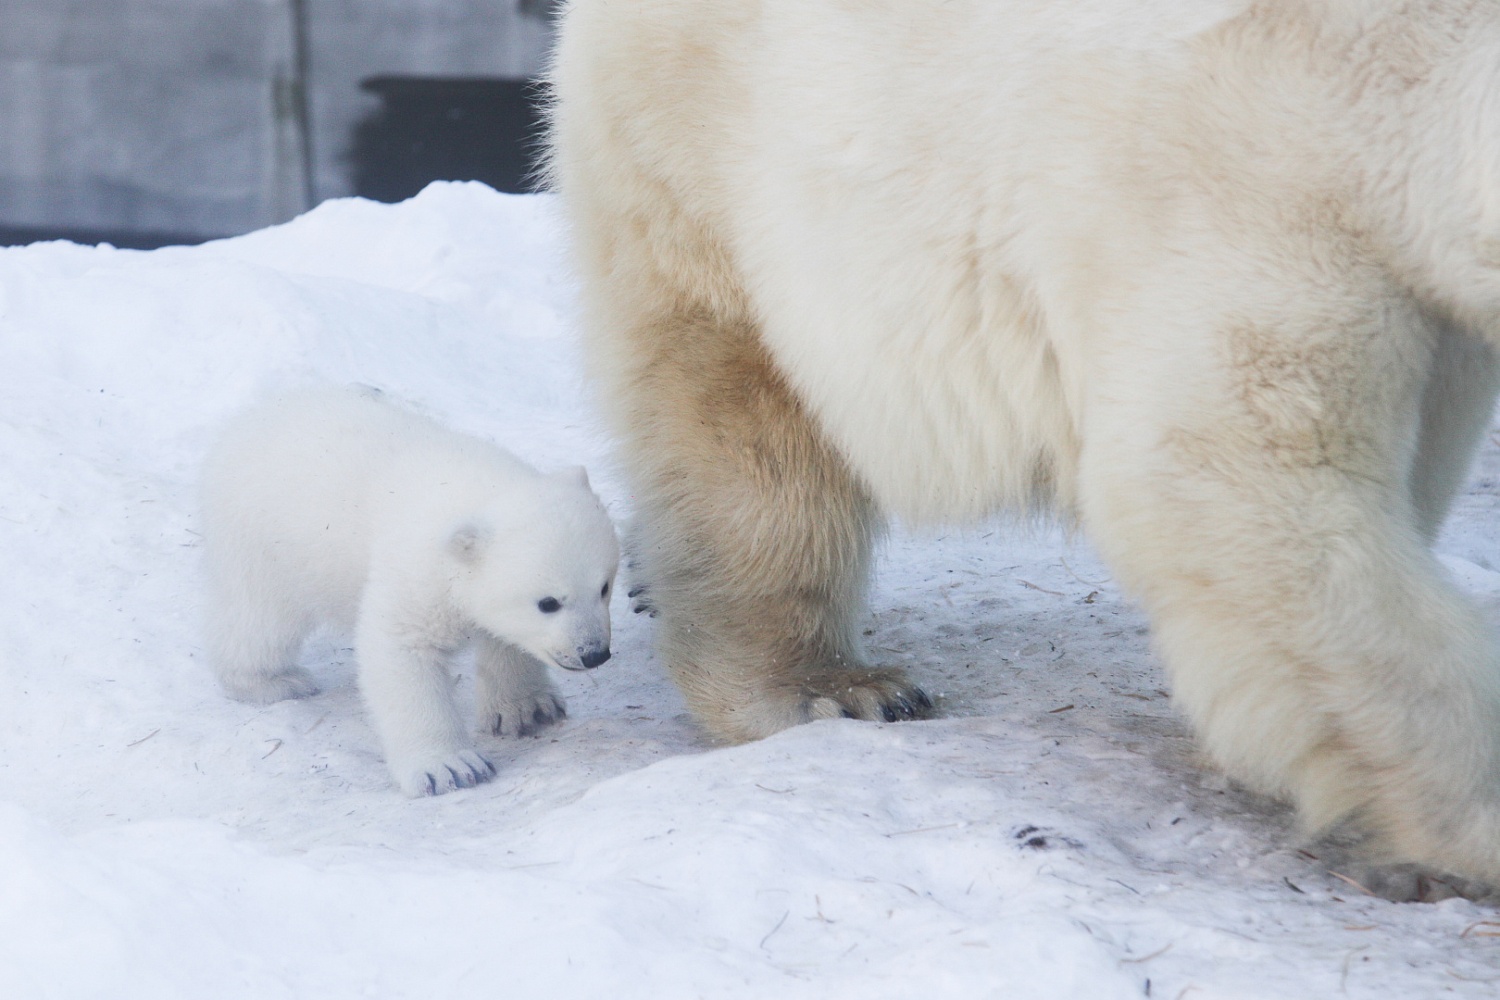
[{"left": 619, "top": 313, "right": 932, "bottom": 743}]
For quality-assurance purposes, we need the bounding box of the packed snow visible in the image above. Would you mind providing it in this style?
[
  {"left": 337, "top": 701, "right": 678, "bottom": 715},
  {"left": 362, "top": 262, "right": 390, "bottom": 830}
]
[{"left": 1, "top": 183, "right": 1498, "bottom": 998}]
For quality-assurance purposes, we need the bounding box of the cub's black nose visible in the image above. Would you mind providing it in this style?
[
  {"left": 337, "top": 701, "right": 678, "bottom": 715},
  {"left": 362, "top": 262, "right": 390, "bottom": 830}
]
[{"left": 580, "top": 647, "right": 612, "bottom": 670}]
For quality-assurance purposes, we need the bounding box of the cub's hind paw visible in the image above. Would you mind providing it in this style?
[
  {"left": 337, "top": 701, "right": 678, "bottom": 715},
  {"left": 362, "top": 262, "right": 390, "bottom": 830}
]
[
  {"left": 487, "top": 690, "right": 567, "bottom": 738},
  {"left": 621, "top": 545, "right": 656, "bottom": 616},
  {"left": 627, "top": 583, "right": 656, "bottom": 617},
  {"left": 393, "top": 748, "right": 496, "bottom": 797},
  {"left": 220, "top": 667, "right": 319, "bottom": 704}
]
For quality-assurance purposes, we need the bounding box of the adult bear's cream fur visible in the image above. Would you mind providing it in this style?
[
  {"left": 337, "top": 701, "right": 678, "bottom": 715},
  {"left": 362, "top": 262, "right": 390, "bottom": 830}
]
[{"left": 549, "top": 0, "right": 1500, "bottom": 891}]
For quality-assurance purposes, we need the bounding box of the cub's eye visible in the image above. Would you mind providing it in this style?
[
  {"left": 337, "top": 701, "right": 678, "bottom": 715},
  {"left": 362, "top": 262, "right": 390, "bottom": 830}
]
[
  {"left": 538, "top": 597, "right": 562, "bottom": 614},
  {"left": 601, "top": 581, "right": 611, "bottom": 599}
]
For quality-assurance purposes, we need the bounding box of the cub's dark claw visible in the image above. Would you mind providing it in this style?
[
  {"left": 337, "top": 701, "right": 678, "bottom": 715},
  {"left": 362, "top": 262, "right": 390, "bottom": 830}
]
[
  {"left": 627, "top": 583, "right": 658, "bottom": 616},
  {"left": 517, "top": 699, "right": 565, "bottom": 737}
]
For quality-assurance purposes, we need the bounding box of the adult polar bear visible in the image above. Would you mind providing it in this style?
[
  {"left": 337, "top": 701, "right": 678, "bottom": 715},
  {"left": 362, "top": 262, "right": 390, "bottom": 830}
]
[{"left": 549, "top": 1, "right": 1500, "bottom": 891}]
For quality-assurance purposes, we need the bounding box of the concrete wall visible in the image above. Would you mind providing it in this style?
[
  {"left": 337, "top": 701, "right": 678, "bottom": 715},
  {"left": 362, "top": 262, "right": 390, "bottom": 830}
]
[{"left": 0, "top": 0, "right": 555, "bottom": 241}]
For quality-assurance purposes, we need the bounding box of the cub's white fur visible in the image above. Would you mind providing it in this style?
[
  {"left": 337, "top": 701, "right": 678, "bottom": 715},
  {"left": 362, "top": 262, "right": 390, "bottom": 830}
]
[
  {"left": 550, "top": 0, "right": 1500, "bottom": 891},
  {"left": 201, "top": 386, "right": 619, "bottom": 796}
]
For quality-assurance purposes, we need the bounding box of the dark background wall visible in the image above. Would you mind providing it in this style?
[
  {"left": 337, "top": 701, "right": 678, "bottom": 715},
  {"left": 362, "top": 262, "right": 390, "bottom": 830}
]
[{"left": 0, "top": 0, "right": 557, "bottom": 247}]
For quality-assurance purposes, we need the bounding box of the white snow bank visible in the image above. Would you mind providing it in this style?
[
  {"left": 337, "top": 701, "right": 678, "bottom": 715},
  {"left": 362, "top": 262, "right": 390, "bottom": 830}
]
[{"left": 0, "top": 183, "right": 1497, "bottom": 999}]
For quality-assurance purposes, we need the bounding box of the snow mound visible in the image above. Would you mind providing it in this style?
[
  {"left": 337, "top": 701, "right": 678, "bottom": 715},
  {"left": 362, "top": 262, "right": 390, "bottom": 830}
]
[{"left": 1, "top": 183, "right": 1497, "bottom": 998}]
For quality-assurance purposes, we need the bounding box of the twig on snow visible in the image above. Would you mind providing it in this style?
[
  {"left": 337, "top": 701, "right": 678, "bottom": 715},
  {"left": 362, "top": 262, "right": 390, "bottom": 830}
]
[
  {"left": 1328, "top": 871, "right": 1377, "bottom": 896},
  {"left": 1461, "top": 920, "right": 1500, "bottom": 938},
  {"left": 1059, "top": 554, "right": 1110, "bottom": 588},
  {"left": 885, "top": 823, "right": 963, "bottom": 837},
  {"left": 760, "top": 910, "right": 790, "bottom": 950}
]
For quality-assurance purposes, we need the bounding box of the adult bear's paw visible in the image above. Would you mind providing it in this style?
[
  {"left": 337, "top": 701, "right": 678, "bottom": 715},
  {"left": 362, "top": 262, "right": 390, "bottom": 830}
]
[
  {"left": 798, "top": 668, "right": 935, "bottom": 724},
  {"left": 704, "top": 668, "right": 936, "bottom": 742}
]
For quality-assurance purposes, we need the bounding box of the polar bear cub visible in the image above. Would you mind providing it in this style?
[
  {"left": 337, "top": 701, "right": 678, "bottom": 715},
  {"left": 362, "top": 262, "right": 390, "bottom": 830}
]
[{"left": 200, "top": 386, "right": 619, "bottom": 796}]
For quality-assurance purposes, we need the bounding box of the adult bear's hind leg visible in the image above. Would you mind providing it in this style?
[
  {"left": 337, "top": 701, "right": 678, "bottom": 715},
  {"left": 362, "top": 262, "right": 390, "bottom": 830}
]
[
  {"left": 1079, "top": 291, "right": 1500, "bottom": 894},
  {"left": 621, "top": 311, "right": 931, "bottom": 743}
]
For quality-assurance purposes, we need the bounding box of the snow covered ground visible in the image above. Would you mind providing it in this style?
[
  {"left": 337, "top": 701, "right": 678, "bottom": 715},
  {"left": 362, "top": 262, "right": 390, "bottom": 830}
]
[{"left": 2, "top": 183, "right": 1498, "bottom": 998}]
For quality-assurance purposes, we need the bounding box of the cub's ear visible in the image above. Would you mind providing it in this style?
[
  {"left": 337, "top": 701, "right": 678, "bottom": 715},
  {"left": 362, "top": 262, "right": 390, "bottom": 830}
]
[
  {"left": 555, "top": 465, "right": 591, "bottom": 490},
  {"left": 447, "top": 521, "right": 490, "bottom": 565}
]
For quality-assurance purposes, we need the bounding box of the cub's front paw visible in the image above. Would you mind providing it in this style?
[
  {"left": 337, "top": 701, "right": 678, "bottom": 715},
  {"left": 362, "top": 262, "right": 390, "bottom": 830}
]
[
  {"left": 392, "top": 747, "right": 496, "bottom": 797},
  {"left": 485, "top": 690, "right": 567, "bottom": 738}
]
